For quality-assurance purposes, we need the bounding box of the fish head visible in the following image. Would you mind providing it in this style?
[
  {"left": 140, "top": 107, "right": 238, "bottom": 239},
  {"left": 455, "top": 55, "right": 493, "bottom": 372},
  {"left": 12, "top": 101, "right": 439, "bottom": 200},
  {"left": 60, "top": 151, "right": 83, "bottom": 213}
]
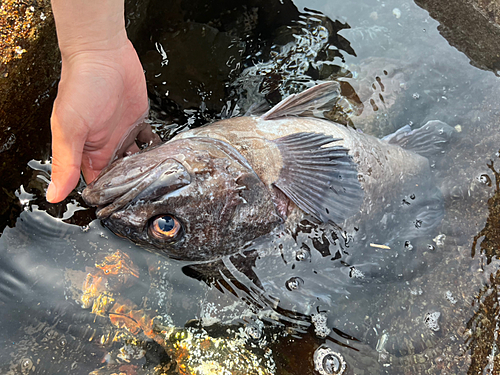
[{"left": 82, "top": 137, "right": 281, "bottom": 261}]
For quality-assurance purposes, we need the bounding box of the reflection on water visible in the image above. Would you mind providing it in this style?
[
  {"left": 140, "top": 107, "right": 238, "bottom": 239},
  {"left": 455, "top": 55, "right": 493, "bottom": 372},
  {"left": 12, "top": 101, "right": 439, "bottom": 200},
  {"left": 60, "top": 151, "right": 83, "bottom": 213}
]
[{"left": 2, "top": 0, "right": 500, "bottom": 373}]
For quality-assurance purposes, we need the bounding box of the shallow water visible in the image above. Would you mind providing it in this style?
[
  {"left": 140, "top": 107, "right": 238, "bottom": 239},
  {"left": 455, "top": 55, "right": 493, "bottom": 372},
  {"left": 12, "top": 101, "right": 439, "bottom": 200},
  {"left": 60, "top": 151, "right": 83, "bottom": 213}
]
[{"left": 2, "top": 0, "right": 500, "bottom": 374}]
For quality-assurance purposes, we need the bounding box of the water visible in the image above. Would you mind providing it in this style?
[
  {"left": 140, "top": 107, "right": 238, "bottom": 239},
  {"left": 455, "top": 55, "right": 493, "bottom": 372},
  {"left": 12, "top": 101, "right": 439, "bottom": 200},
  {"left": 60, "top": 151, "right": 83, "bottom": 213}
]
[{"left": 2, "top": 0, "right": 500, "bottom": 373}]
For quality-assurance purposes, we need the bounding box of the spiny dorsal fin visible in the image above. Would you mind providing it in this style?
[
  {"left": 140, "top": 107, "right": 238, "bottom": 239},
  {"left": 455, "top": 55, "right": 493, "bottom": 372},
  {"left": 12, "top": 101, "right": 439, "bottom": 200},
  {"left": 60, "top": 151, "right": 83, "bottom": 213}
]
[
  {"left": 261, "top": 81, "right": 341, "bottom": 120},
  {"left": 272, "top": 132, "right": 364, "bottom": 225}
]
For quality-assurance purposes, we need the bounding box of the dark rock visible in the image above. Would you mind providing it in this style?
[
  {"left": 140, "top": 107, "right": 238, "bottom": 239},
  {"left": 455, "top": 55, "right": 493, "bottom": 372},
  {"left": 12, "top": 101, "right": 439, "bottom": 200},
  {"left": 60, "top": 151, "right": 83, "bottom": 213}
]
[
  {"left": 414, "top": 0, "right": 500, "bottom": 73},
  {"left": 0, "top": 0, "right": 60, "bottom": 232}
]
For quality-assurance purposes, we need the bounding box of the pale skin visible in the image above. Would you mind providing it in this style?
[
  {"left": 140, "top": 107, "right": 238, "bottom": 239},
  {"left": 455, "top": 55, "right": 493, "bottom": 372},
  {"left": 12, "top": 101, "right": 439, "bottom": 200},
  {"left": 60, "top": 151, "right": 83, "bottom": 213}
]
[{"left": 47, "top": 0, "right": 158, "bottom": 203}]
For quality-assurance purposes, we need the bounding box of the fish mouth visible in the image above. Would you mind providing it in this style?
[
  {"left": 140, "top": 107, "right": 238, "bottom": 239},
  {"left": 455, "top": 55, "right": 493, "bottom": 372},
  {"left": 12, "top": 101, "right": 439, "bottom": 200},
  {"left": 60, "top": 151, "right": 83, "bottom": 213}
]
[{"left": 82, "top": 158, "right": 191, "bottom": 219}]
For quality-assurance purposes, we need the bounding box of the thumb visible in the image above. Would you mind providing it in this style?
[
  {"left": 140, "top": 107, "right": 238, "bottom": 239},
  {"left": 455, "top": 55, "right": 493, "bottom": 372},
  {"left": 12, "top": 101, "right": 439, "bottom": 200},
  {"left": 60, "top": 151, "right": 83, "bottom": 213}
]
[{"left": 47, "top": 111, "right": 86, "bottom": 203}]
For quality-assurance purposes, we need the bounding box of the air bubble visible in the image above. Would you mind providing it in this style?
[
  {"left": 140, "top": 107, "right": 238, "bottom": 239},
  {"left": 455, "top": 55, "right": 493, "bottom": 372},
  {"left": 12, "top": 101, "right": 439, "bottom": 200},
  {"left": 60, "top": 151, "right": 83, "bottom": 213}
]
[
  {"left": 324, "top": 356, "right": 341, "bottom": 374},
  {"left": 410, "top": 287, "right": 423, "bottom": 295},
  {"left": 404, "top": 241, "right": 413, "bottom": 250},
  {"left": 20, "top": 358, "right": 33, "bottom": 373},
  {"left": 433, "top": 233, "right": 446, "bottom": 247},
  {"left": 311, "top": 313, "right": 331, "bottom": 338},
  {"left": 295, "top": 247, "right": 310, "bottom": 261},
  {"left": 286, "top": 277, "right": 304, "bottom": 291},
  {"left": 349, "top": 267, "right": 365, "bottom": 279},
  {"left": 313, "top": 345, "right": 346, "bottom": 375},
  {"left": 445, "top": 291, "right": 457, "bottom": 304},
  {"left": 424, "top": 311, "right": 441, "bottom": 331},
  {"left": 479, "top": 174, "right": 492, "bottom": 187},
  {"left": 245, "top": 324, "right": 262, "bottom": 340}
]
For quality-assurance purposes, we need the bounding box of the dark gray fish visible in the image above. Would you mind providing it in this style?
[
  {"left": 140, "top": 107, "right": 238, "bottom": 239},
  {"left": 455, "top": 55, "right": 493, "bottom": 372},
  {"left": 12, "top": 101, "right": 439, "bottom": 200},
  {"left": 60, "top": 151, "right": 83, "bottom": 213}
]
[
  {"left": 80, "top": 82, "right": 459, "bottom": 369},
  {"left": 83, "top": 81, "right": 455, "bottom": 262}
]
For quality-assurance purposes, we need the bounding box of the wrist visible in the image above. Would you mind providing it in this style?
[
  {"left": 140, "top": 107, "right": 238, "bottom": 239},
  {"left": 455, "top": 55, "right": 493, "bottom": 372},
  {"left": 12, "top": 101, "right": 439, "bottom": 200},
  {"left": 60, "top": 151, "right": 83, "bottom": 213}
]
[{"left": 51, "top": 0, "right": 128, "bottom": 58}]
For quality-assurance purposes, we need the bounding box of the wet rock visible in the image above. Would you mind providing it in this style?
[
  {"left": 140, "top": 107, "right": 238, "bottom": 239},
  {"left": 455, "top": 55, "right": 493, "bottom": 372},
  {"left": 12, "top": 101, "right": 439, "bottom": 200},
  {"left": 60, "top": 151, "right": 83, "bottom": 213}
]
[
  {"left": 0, "top": 0, "right": 59, "bottom": 132},
  {"left": 0, "top": 0, "right": 59, "bottom": 232},
  {"left": 466, "top": 267, "right": 500, "bottom": 374},
  {"left": 414, "top": 0, "right": 500, "bottom": 73}
]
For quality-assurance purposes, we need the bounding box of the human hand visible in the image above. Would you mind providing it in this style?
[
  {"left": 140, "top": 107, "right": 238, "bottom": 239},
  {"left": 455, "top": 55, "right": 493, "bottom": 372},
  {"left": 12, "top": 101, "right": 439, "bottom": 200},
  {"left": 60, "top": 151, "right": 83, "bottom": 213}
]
[{"left": 46, "top": 40, "right": 159, "bottom": 203}]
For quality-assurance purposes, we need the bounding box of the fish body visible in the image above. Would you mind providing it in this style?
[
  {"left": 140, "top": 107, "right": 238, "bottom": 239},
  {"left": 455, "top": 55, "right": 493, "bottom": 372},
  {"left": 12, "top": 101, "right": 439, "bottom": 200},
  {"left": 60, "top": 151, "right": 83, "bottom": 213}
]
[
  {"left": 173, "top": 114, "right": 430, "bottom": 221},
  {"left": 83, "top": 82, "right": 453, "bottom": 261}
]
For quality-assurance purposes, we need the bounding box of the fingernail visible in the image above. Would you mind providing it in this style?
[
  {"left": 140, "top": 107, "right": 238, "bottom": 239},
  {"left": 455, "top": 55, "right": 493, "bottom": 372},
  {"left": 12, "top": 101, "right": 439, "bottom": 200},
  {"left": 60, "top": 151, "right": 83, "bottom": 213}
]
[{"left": 46, "top": 181, "right": 57, "bottom": 203}]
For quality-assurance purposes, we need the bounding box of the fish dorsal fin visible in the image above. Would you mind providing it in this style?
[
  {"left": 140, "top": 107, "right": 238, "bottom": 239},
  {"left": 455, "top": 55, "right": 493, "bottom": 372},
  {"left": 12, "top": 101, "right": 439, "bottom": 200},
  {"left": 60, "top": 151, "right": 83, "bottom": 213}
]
[
  {"left": 261, "top": 81, "right": 341, "bottom": 120},
  {"left": 272, "top": 132, "right": 364, "bottom": 225},
  {"left": 244, "top": 100, "right": 271, "bottom": 117}
]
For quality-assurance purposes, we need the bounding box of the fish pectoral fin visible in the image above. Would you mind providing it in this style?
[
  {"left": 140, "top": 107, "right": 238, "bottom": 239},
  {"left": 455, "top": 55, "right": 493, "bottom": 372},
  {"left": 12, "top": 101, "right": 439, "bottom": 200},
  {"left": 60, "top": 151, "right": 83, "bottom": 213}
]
[
  {"left": 382, "top": 120, "right": 457, "bottom": 159},
  {"left": 260, "top": 81, "right": 341, "bottom": 120},
  {"left": 272, "top": 132, "right": 364, "bottom": 225}
]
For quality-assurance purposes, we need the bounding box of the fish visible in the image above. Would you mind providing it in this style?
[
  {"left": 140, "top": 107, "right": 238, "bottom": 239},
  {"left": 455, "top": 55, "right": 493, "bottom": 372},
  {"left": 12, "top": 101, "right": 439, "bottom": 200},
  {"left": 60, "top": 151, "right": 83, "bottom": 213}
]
[{"left": 82, "top": 81, "right": 455, "bottom": 262}]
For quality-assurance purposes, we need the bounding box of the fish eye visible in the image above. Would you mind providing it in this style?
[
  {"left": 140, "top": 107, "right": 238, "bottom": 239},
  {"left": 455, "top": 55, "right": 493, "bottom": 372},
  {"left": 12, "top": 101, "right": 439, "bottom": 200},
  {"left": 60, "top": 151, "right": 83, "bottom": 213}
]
[{"left": 150, "top": 215, "right": 182, "bottom": 241}]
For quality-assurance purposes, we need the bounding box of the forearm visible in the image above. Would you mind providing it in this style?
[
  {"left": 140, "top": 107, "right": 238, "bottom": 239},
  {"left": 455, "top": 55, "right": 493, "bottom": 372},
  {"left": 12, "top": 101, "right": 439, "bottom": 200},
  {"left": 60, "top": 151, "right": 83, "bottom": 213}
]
[{"left": 51, "top": 0, "right": 128, "bottom": 58}]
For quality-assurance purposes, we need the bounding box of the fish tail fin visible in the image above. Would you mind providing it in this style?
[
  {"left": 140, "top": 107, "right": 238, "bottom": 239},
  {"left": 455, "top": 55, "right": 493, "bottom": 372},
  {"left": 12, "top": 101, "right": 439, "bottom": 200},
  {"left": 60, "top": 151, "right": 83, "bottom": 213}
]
[{"left": 382, "top": 120, "right": 457, "bottom": 159}]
